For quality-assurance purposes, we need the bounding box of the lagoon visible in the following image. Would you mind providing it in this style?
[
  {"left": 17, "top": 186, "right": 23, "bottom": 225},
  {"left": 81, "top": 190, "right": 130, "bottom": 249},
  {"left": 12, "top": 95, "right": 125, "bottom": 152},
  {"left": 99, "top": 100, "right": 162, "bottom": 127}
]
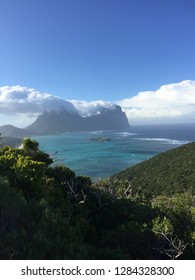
[{"left": 35, "top": 123, "right": 195, "bottom": 179}]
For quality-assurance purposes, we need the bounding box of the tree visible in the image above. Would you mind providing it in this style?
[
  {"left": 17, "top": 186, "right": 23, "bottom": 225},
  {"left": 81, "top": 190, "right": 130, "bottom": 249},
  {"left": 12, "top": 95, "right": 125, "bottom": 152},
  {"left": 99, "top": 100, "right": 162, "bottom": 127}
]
[
  {"left": 151, "top": 193, "right": 195, "bottom": 259},
  {"left": 152, "top": 216, "right": 188, "bottom": 259},
  {"left": 0, "top": 145, "right": 46, "bottom": 199},
  {"left": 0, "top": 177, "right": 27, "bottom": 259},
  {"left": 22, "top": 137, "right": 53, "bottom": 166}
]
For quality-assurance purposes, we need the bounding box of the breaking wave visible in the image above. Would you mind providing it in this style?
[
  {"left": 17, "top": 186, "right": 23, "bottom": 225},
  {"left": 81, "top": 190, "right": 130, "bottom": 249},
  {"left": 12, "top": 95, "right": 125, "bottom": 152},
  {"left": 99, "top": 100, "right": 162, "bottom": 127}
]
[
  {"left": 115, "top": 132, "right": 138, "bottom": 137},
  {"left": 133, "top": 137, "right": 190, "bottom": 145}
]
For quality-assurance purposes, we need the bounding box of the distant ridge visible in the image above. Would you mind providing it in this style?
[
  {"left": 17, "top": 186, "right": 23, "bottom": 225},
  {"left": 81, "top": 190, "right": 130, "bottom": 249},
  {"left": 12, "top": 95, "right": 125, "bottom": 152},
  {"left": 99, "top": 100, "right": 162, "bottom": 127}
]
[
  {"left": 0, "top": 125, "right": 34, "bottom": 138},
  {"left": 111, "top": 142, "right": 195, "bottom": 198}
]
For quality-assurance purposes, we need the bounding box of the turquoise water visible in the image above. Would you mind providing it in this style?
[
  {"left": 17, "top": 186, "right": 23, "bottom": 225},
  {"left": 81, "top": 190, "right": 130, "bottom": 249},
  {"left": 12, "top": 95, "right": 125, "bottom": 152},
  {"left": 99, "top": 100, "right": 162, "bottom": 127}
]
[{"left": 35, "top": 124, "right": 194, "bottom": 179}]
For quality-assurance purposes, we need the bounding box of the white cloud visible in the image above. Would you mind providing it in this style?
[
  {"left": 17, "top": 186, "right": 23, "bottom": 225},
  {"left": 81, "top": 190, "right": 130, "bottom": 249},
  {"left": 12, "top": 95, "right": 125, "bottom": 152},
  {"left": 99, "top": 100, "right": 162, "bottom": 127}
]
[
  {"left": 69, "top": 100, "right": 116, "bottom": 116},
  {"left": 0, "top": 86, "right": 116, "bottom": 118},
  {"left": 116, "top": 80, "right": 195, "bottom": 124},
  {"left": 1, "top": 81, "right": 195, "bottom": 127},
  {"left": 0, "top": 85, "right": 77, "bottom": 116}
]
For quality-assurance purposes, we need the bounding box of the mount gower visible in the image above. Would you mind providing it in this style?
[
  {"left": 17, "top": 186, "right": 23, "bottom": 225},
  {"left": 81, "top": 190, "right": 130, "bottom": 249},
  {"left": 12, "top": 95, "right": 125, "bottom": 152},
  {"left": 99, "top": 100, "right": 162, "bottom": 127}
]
[{"left": 0, "top": 105, "right": 130, "bottom": 138}]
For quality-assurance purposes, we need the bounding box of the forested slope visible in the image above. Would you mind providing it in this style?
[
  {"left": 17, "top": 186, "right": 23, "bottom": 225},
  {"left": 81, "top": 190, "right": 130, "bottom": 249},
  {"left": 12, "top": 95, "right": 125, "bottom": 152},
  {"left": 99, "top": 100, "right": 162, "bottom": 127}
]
[{"left": 111, "top": 142, "right": 195, "bottom": 199}]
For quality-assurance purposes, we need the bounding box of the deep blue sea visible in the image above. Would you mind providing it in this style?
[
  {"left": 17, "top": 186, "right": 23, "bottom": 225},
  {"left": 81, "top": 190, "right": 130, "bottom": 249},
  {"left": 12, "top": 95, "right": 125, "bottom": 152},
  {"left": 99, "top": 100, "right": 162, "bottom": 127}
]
[{"left": 35, "top": 123, "right": 195, "bottom": 180}]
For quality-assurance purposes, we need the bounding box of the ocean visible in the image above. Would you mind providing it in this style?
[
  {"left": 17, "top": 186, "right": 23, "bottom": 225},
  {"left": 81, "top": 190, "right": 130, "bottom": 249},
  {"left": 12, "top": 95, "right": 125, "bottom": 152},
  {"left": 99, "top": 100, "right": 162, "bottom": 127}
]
[{"left": 35, "top": 123, "right": 195, "bottom": 180}]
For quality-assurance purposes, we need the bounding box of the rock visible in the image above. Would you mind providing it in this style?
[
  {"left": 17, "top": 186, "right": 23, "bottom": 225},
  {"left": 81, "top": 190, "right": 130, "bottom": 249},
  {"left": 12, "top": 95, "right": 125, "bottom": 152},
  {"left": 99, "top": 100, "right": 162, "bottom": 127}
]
[{"left": 91, "top": 137, "right": 111, "bottom": 142}]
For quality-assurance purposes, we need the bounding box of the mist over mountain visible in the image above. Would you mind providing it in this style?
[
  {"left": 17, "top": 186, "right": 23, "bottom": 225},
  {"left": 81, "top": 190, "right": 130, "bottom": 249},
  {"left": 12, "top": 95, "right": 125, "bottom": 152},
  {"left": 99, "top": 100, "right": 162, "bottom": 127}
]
[{"left": 26, "top": 105, "right": 130, "bottom": 135}]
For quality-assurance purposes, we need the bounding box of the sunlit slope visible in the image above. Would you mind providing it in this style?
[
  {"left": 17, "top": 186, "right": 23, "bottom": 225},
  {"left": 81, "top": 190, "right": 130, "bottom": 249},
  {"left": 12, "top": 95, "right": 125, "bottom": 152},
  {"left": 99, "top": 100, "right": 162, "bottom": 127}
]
[{"left": 111, "top": 142, "right": 195, "bottom": 198}]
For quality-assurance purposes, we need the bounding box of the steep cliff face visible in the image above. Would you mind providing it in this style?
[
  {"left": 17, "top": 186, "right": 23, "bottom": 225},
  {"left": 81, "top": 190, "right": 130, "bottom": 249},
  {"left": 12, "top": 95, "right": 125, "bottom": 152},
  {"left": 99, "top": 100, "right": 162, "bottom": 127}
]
[{"left": 26, "top": 105, "right": 130, "bottom": 134}]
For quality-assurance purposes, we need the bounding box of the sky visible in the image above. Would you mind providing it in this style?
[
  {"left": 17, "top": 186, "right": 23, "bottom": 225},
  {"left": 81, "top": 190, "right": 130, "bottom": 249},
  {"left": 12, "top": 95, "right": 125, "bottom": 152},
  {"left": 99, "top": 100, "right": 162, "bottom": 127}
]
[{"left": 0, "top": 0, "right": 195, "bottom": 127}]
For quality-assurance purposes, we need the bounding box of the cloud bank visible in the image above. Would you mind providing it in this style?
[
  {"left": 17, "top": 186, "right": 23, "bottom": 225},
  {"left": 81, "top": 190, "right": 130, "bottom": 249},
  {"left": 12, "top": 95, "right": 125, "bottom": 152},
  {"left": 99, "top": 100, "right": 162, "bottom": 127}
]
[
  {"left": 0, "top": 85, "right": 77, "bottom": 116},
  {"left": 116, "top": 80, "right": 195, "bottom": 124},
  {"left": 1, "top": 80, "right": 195, "bottom": 127}
]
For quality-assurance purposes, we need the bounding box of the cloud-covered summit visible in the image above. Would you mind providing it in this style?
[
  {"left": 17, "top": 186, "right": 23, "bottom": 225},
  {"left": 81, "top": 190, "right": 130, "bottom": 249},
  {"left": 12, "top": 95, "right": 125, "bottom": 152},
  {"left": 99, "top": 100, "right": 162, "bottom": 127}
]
[
  {"left": 70, "top": 100, "right": 117, "bottom": 117},
  {"left": 0, "top": 85, "right": 119, "bottom": 127}
]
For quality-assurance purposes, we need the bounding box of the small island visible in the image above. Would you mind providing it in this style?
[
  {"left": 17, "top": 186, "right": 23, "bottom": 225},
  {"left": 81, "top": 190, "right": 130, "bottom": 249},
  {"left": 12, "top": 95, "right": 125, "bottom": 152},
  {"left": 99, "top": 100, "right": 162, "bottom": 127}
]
[{"left": 90, "top": 137, "right": 111, "bottom": 142}]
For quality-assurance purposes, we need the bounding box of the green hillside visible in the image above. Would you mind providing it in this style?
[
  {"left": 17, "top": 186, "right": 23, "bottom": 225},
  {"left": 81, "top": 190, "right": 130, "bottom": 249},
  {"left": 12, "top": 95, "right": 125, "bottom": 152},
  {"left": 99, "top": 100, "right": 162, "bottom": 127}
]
[{"left": 111, "top": 142, "right": 195, "bottom": 199}]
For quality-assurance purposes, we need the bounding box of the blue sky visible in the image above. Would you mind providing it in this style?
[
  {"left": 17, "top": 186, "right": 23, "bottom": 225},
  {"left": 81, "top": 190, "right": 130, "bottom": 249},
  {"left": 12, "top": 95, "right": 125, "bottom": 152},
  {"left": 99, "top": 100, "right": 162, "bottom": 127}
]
[{"left": 0, "top": 0, "right": 195, "bottom": 126}]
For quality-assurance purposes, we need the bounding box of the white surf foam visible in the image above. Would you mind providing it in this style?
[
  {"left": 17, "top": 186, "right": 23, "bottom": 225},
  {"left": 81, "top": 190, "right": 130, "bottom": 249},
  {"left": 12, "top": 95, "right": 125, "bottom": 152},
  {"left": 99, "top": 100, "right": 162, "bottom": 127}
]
[
  {"left": 115, "top": 132, "right": 138, "bottom": 137},
  {"left": 133, "top": 137, "right": 190, "bottom": 145}
]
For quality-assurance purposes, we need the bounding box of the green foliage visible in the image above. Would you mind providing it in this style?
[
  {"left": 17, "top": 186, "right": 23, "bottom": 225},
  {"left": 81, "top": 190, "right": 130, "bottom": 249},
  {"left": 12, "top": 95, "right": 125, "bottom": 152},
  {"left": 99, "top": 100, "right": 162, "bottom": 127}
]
[
  {"left": 23, "top": 137, "right": 53, "bottom": 166},
  {"left": 0, "top": 145, "right": 46, "bottom": 199},
  {"left": 23, "top": 137, "right": 39, "bottom": 151},
  {"left": 152, "top": 216, "right": 173, "bottom": 235},
  {"left": 152, "top": 193, "right": 195, "bottom": 236},
  {"left": 150, "top": 193, "right": 195, "bottom": 259},
  {"left": 0, "top": 140, "right": 195, "bottom": 259},
  {"left": 0, "top": 177, "right": 27, "bottom": 259},
  {"left": 45, "top": 165, "right": 75, "bottom": 186}
]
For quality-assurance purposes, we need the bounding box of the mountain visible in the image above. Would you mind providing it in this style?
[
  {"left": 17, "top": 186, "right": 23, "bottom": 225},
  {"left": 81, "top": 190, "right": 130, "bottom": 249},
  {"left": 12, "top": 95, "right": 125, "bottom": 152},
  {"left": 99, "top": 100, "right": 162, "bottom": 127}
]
[
  {"left": 26, "top": 105, "right": 130, "bottom": 134},
  {"left": 111, "top": 142, "right": 195, "bottom": 199},
  {"left": 0, "top": 125, "right": 34, "bottom": 138},
  {"left": 0, "top": 105, "right": 130, "bottom": 138}
]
